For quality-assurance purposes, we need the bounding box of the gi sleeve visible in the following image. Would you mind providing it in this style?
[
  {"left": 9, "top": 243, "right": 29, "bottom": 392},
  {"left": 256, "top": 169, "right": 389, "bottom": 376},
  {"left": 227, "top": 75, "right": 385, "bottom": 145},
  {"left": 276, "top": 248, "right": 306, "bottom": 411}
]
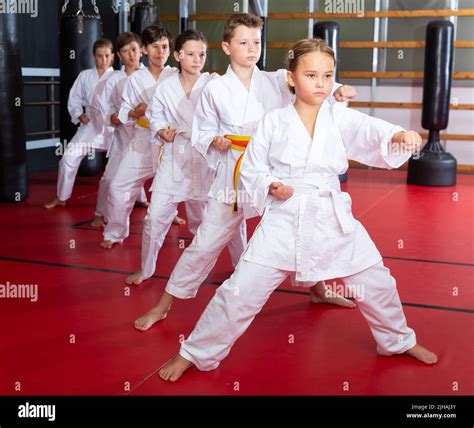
[
  {"left": 239, "top": 112, "right": 283, "bottom": 216},
  {"left": 191, "top": 85, "right": 225, "bottom": 169},
  {"left": 67, "top": 70, "right": 87, "bottom": 125},
  {"left": 147, "top": 85, "right": 169, "bottom": 145},
  {"left": 118, "top": 74, "right": 140, "bottom": 126},
  {"left": 337, "top": 105, "right": 408, "bottom": 169}
]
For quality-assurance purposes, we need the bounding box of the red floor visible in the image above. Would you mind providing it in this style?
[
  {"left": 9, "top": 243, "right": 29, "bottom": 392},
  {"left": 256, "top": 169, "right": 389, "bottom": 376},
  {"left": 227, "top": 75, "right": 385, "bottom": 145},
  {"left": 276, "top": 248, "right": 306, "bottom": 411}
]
[{"left": 0, "top": 168, "right": 473, "bottom": 395}]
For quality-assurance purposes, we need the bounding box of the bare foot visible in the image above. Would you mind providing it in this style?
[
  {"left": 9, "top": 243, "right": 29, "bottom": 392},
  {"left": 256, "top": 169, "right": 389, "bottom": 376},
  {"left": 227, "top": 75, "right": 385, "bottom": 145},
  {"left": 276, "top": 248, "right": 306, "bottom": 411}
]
[
  {"left": 44, "top": 197, "right": 66, "bottom": 209},
  {"left": 404, "top": 343, "right": 438, "bottom": 365},
  {"left": 159, "top": 354, "right": 193, "bottom": 382},
  {"left": 100, "top": 240, "right": 116, "bottom": 249},
  {"left": 125, "top": 270, "right": 147, "bottom": 285},
  {"left": 91, "top": 215, "right": 106, "bottom": 228},
  {"left": 173, "top": 215, "right": 186, "bottom": 226},
  {"left": 134, "top": 305, "right": 169, "bottom": 331},
  {"left": 310, "top": 281, "right": 356, "bottom": 308},
  {"left": 134, "top": 201, "right": 149, "bottom": 208},
  {"left": 134, "top": 293, "right": 174, "bottom": 331}
]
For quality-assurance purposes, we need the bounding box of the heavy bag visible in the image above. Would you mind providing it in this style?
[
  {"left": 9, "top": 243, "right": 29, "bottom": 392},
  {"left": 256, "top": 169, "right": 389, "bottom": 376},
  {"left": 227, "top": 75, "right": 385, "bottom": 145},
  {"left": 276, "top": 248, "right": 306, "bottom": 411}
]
[
  {"left": 313, "top": 21, "right": 340, "bottom": 78},
  {"left": 422, "top": 20, "right": 453, "bottom": 131},
  {"left": 0, "top": 13, "right": 28, "bottom": 202},
  {"left": 131, "top": 1, "right": 160, "bottom": 36},
  {"left": 60, "top": 5, "right": 104, "bottom": 176},
  {"left": 407, "top": 20, "right": 456, "bottom": 186}
]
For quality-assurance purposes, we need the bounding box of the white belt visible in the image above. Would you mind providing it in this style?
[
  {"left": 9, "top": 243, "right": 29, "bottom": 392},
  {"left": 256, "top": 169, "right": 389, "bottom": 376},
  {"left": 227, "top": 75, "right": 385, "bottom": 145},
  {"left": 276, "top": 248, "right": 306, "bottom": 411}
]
[{"left": 283, "top": 176, "right": 355, "bottom": 280}]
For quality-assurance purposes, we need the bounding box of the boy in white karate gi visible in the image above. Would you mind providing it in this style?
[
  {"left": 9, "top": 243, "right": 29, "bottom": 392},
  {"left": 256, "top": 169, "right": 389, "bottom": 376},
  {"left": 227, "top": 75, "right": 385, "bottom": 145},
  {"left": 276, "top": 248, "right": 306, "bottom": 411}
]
[
  {"left": 134, "top": 14, "right": 356, "bottom": 332},
  {"left": 100, "top": 26, "right": 183, "bottom": 249},
  {"left": 44, "top": 39, "right": 114, "bottom": 209},
  {"left": 91, "top": 32, "right": 149, "bottom": 228},
  {"left": 125, "top": 30, "right": 245, "bottom": 286},
  {"left": 158, "top": 39, "right": 438, "bottom": 381}
]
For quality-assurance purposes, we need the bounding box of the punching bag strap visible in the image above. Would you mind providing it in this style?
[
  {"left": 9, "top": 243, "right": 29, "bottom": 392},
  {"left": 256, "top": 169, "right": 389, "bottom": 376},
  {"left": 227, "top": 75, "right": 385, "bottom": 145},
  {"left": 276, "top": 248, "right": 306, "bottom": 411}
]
[
  {"left": 61, "top": 0, "right": 99, "bottom": 18},
  {"left": 90, "top": 0, "right": 99, "bottom": 14},
  {"left": 61, "top": 0, "right": 83, "bottom": 15},
  {"left": 61, "top": 0, "right": 100, "bottom": 19},
  {"left": 61, "top": 0, "right": 70, "bottom": 14},
  {"left": 76, "top": 8, "right": 84, "bottom": 34}
]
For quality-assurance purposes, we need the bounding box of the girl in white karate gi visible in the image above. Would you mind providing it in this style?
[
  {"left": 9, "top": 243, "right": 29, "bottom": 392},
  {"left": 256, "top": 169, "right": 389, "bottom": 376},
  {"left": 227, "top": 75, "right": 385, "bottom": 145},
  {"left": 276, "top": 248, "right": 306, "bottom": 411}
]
[
  {"left": 158, "top": 38, "right": 438, "bottom": 382},
  {"left": 91, "top": 32, "right": 149, "bottom": 228},
  {"left": 134, "top": 14, "right": 356, "bottom": 332},
  {"left": 100, "top": 26, "right": 184, "bottom": 249},
  {"left": 44, "top": 39, "right": 114, "bottom": 209},
  {"left": 126, "top": 30, "right": 246, "bottom": 286}
]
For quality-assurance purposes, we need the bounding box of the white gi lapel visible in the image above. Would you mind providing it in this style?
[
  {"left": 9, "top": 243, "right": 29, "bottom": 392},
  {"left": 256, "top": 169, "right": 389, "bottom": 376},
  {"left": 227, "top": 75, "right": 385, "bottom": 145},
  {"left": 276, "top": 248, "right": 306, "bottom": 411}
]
[
  {"left": 304, "top": 100, "right": 330, "bottom": 174},
  {"left": 220, "top": 66, "right": 247, "bottom": 129},
  {"left": 241, "top": 67, "right": 266, "bottom": 136},
  {"left": 172, "top": 73, "right": 203, "bottom": 182},
  {"left": 283, "top": 103, "right": 312, "bottom": 177}
]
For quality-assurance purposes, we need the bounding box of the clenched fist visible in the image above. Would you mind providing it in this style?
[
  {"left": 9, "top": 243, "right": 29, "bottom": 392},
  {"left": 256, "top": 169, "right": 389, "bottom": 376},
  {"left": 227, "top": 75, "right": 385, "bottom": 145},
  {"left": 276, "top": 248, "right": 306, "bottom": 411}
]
[
  {"left": 132, "top": 102, "right": 147, "bottom": 119},
  {"left": 333, "top": 85, "right": 357, "bottom": 102},
  {"left": 158, "top": 128, "right": 177, "bottom": 142},
  {"left": 391, "top": 130, "right": 423, "bottom": 153},
  {"left": 79, "top": 113, "right": 90, "bottom": 124},
  {"left": 212, "top": 136, "right": 232, "bottom": 151},
  {"left": 110, "top": 113, "right": 121, "bottom": 126},
  {"left": 269, "top": 182, "right": 294, "bottom": 200}
]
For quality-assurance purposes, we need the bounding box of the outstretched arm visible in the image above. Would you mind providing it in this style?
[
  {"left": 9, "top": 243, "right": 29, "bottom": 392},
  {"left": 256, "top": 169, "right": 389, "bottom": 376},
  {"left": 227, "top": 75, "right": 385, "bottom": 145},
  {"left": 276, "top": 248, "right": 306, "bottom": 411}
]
[{"left": 337, "top": 106, "right": 419, "bottom": 169}]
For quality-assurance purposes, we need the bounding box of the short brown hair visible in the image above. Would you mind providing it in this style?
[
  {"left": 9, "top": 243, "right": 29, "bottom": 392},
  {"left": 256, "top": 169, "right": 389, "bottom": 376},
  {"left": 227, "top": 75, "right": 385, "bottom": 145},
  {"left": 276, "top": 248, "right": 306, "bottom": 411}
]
[
  {"left": 223, "top": 13, "right": 263, "bottom": 43},
  {"left": 287, "top": 38, "right": 336, "bottom": 94},
  {"left": 93, "top": 38, "right": 113, "bottom": 54},
  {"left": 116, "top": 32, "right": 141, "bottom": 52},
  {"left": 142, "top": 25, "right": 173, "bottom": 49}
]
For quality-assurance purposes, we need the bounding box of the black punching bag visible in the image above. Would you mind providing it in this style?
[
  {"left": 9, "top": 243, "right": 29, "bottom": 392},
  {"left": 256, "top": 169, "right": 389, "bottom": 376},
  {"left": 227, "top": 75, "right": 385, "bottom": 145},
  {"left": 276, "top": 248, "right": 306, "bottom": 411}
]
[
  {"left": 60, "top": 1, "right": 104, "bottom": 177},
  {"left": 314, "top": 21, "right": 347, "bottom": 183},
  {"left": 179, "top": 0, "right": 189, "bottom": 33},
  {"left": 314, "top": 21, "right": 340, "bottom": 77},
  {"left": 0, "top": 13, "right": 28, "bottom": 202},
  {"left": 407, "top": 21, "right": 457, "bottom": 186},
  {"left": 131, "top": 1, "right": 159, "bottom": 35}
]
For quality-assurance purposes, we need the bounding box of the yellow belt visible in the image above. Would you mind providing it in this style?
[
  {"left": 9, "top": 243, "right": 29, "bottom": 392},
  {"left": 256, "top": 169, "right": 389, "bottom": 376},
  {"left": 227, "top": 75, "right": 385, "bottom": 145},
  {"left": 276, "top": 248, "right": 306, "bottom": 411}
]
[
  {"left": 136, "top": 117, "right": 149, "bottom": 128},
  {"left": 136, "top": 117, "right": 166, "bottom": 165},
  {"left": 225, "top": 135, "right": 251, "bottom": 213}
]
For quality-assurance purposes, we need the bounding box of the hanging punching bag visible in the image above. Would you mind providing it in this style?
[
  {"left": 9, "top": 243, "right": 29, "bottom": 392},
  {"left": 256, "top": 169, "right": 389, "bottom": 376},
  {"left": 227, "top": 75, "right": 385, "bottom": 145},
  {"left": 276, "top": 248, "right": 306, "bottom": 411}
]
[
  {"left": 131, "top": 0, "right": 160, "bottom": 35},
  {"left": 60, "top": 0, "right": 104, "bottom": 177},
  {"left": 0, "top": 13, "right": 28, "bottom": 202},
  {"left": 407, "top": 20, "right": 457, "bottom": 186},
  {"left": 314, "top": 21, "right": 347, "bottom": 183}
]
